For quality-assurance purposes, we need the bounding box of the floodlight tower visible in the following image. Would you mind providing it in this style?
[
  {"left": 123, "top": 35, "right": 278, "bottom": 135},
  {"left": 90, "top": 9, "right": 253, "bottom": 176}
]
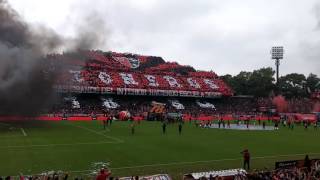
[{"left": 271, "top": 46, "right": 284, "bottom": 85}]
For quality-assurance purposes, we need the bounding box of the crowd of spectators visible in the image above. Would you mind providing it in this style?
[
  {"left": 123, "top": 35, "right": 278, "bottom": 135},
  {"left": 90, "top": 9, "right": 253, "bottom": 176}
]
[
  {"left": 3, "top": 158, "right": 319, "bottom": 179},
  {"left": 257, "top": 97, "right": 317, "bottom": 113},
  {"left": 248, "top": 160, "right": 320, "bottom": 180},
  {"left": 49, "top": 94, "right": 319, "bottom": 118}
]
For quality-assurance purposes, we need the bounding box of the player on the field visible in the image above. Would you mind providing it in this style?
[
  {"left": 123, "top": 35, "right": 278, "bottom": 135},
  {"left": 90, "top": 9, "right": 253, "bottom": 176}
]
[
  {"left": 304, "top": 121, "right": 308, "bottom": 130},
  {"left": 314, "top": 122, "right": 318, "bottom": 130},
  {"left": 131, "top": 123, "right": 135, "bottom": 135},
  {"left": 178, "top": 123, "right": 182, "bottom": 135},
  {"left": 162, "top": 122, "right": 167, "bottom": 134},
  {"left": 274, "top": 120, "right": 279, "bottom": 130},
  {"left": 102, "top": 119, "right": 107, "bottom": 130}
]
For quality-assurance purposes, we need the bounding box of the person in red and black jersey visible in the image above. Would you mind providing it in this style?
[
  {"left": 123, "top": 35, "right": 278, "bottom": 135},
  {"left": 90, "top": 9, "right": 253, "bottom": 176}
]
[
  {"left": 241, "top": 149, "right": 250, "bottom": 170},
  {"left": 96, "top": 168, "right": 111, "bottom": 180}
]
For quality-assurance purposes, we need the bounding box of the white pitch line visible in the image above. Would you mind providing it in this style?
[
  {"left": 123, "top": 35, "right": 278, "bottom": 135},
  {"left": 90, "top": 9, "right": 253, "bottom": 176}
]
[
  {"left": 66, "top": 123, "right": 124, "bottom": 143},
  {"left": 0, "top": 141, "right": 122, "bottom": 149},
  {"left": 0, "top": 123, "right": 124, "bottom": 149},
  {"left": 0, "top": 135, "right": 25, "bottom": 138},
  {"left": 20, "top": 128, "right": 27, "bottom": 137}
]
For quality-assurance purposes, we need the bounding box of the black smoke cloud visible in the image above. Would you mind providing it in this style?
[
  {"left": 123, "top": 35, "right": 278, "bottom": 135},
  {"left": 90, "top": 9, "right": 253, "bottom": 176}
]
[
  {"left": 67, "top": 12, "right": 110, "bottom": 51},
  {"left": 0, "top": 0, "right": 108, "bottom": 116}
]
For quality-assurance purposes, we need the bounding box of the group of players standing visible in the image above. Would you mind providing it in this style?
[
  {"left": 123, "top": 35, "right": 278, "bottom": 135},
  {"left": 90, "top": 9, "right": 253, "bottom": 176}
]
[
  {"left": 100, "top": 114, "right": 319, "bottom": 136},
  {"left": 101, "top": 117, "right": 184, "bottom": 135}
]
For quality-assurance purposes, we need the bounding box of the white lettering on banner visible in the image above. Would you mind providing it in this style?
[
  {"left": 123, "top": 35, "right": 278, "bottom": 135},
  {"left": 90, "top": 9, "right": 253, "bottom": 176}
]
[
  {"left": 168, "top": 90, "right": 179, "bottom": 96},
  {"left": 117, "top": 88, "right": 124, "bottom": 95},
  {"left": 163, "top": 76, "right": 182, "bottom": 88},
  {"left": 73, "top": 86, "right": 82, "bottom": 92},
  {"left": 179, "top": 91, "right": 189, "bottom": 97},
  {"left": 187, "top": 78, "right": 200, "bottom": 89},
  {"left": 119, "top": 174, "right": 171, "bottom": 180},
  {"left": 178, "top": 91, "right": 199, "bottom": 97},
  {"left": 204, "top": 79, "right": 219, "bottom": 89},
  {"left": 100, "top": 87, "right": 113, "bottom": 94},
  {"left": 99, "top": 72, "right": 112, "bottom": 85},
  {"left": 204, "top": 92, "right": 222, "bottom": 97},
  {"left": 188, "top": 169, "right": 246, "bottom": 179},
  {"left": 119, "top": 73, "right": 138, "bottom": 85},
  {"left": 144, "top": 75, "right": 159, "bottom": 87},
  {"left": 117, "top": 88, "right": 147, "bottom": 96},
  {"left": 192, "top": 91, "right": 201, "bottom": 97},
  {"left": 54, "top": 86, "right": 221, "bottom": 97},
  {"left": 69, "top": 70, "right": 84, "bottom": 83}
]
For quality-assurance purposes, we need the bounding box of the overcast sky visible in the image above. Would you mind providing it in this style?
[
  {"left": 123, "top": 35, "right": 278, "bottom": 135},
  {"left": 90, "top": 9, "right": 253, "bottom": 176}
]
[{"left": 8, "top": 0, "right": 320, "bottom": 76}]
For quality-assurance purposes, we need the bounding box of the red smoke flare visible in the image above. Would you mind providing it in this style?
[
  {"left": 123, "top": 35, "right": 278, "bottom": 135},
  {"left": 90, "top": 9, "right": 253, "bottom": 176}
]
[
  {"left": 272, "top": 95, "right": 288, "bottom": 113},
  {"left": 314, "top": 101, "right": 320, "bottom": 112}
]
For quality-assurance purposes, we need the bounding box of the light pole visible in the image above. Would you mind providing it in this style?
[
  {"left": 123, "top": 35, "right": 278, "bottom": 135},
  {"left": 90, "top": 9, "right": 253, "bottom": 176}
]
[{"left": 271, "top": 46, "right": 284, "bottom": 85}]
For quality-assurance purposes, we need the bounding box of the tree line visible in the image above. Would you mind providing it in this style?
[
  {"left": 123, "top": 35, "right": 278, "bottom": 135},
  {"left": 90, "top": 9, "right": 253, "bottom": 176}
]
[{"left": 220, "top": 67, "right": 320, "bottom": 98}]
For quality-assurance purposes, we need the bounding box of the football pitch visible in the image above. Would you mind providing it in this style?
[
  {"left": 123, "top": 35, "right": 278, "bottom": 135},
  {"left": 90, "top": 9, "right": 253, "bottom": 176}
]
[{"left": 0, "top": 120, "right": 320, "bottom": 179}]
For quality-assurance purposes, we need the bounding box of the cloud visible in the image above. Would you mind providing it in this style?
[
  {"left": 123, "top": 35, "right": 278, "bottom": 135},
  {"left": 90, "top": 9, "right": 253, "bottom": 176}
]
[{"left": 7, "top": 0, "right": 320, "bottom": 77}]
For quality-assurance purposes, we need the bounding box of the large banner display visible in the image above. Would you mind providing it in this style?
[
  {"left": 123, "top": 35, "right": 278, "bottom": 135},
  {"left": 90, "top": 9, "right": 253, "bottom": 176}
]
[
  {"left": 55, "top": 71, "right": 228, "bottom": 97},
  {"left": 184, "top": 169, "right": 246, "bottom": 180},
  {"left": 119, "top": 174, "right": 171, "bottom": 180},
  {"left": 54, "top": 85, "right": 222, "bottom": 98},
  {"left": 275, "top": 159, "right": 319, "bottom": 169}
]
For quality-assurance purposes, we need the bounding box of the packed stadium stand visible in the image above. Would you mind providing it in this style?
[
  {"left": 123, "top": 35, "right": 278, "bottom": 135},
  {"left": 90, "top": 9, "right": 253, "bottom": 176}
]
[
  {"left": 39, "top": 50, "right": 319, "bottom": 123},
  {"left": 50, "top": 50, "right": 232, "bottom": 97}
]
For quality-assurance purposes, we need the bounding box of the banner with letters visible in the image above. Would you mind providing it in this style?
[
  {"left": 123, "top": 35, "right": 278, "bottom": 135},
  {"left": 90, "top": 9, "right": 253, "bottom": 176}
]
[
  {"left": 119, "top": 174, "right": 171, "bottom": 180},
  {"left": 54, "top": 70, "right": 233, "bottom": 97},
  {"left": 275, "top": 159, "right": 319, "bottom": 169},
  {"left": 54, "top": 85, "right": 222, "bottom": 98},
  {"left": 184, "top": 169, "right": 246, "bottom": 179}
]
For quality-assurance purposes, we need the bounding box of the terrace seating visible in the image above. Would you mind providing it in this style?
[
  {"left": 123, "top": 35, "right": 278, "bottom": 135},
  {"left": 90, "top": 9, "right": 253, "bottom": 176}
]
[
  {"left": 48, "top": 50, "right": 233, "bottom": 96},
  {"left": 59, "top": 69, "right": 232, "bottom": 94}
]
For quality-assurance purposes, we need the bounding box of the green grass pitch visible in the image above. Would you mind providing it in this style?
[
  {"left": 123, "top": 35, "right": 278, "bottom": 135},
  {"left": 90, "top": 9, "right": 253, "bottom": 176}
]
[{"left": 0, "top": 120, "right": 320, "bottom": 179}]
